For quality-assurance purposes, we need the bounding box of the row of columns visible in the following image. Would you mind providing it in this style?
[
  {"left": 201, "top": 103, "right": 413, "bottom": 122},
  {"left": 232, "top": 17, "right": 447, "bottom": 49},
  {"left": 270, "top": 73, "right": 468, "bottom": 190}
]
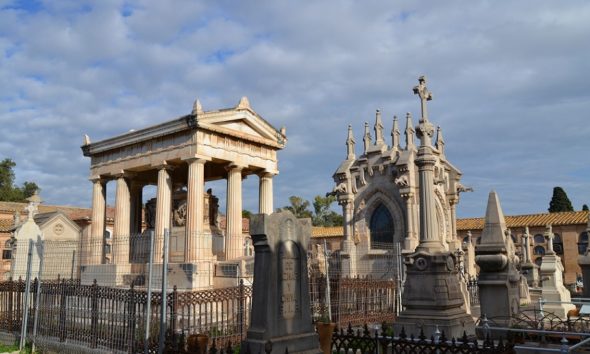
[{"left": 88, "top": 160, "right": 275, "bottom": 265}]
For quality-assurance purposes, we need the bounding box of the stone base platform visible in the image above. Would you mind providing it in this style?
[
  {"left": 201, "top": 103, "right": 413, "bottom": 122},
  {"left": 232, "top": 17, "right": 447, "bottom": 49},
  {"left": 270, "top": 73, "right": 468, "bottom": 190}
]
[
  {"left": 80, "top": 264, "right": 131, "bottom": 286},
  {"left": 241, "top": 332, "right": 321, "bottom": 354},
  {"left": 394, "top": 308, "right": 475, "bottom": 339}
]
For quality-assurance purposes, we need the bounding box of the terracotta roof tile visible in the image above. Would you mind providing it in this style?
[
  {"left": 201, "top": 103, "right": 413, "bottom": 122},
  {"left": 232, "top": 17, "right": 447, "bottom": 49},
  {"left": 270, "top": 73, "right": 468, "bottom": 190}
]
[
  {"left": 0, "top": 219, "right": 13, "bottom": 232},
  {"left": 457, "top": 210, "right": 589, "bottom": 231},
  {"left": 311, "top": 226, "right": 343, "bottom": 238}
]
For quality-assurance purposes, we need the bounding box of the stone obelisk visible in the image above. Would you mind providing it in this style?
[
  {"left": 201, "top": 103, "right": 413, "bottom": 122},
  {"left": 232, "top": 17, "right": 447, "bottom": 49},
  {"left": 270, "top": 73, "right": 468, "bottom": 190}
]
[
  {"left": 475, "top": 191, "right": 521, "bottom": 329},
  {"left": 394, "top": 76, "right": 475, "bottom": 338}
]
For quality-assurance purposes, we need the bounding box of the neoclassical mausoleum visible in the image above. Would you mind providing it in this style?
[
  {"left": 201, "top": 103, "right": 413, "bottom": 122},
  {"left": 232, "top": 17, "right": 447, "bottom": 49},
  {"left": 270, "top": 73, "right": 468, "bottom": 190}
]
[
  {"left": 81, "top": 97, "right": 286, "bottom": 289},
  {"left": 330, "top": 77, "right": 469, "bottom": 277}
]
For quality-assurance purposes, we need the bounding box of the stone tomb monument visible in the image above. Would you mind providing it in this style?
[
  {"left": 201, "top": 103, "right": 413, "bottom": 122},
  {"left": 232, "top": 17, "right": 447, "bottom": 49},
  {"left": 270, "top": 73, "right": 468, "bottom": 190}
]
[
  {"left": 475, "top": 191, "right": 520, "bottom": 328},
  {"left": 242, "top": 211, "right": 321, "bottom": 354},
  {"left": 394, "top": 77, "right": 474, "bottom": 338},
  {"left": 540, "top": 225, "right": 575, "bottom": 319}
]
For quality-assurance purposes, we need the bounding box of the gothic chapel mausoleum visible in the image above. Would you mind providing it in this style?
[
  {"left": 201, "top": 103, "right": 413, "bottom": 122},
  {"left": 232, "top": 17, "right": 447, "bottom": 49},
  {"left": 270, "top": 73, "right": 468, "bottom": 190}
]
[
  {"left": 330, "top": 76, "right": 469, "bottom": 278},
  {"left": 80, "top": 97, "right": 286, "bottom": 289}
]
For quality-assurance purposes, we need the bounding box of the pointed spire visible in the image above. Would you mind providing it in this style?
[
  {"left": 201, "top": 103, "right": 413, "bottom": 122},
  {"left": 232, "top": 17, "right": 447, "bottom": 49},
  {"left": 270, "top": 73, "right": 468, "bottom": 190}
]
[
  {"left": 363, "top": 122, "right": 371, "bottom": 154},
  {"left": 435, "top": 126, "right": 445, "bottom": 155},
  {"left": 374, "top": 109, "right": 384, "bottom": 145},
  {"left": 236, "top": 96, "right": 251, "bottom": 110},
  {"left": 391, "top": 115, "right": 400, "bottom": 150},
  {"left": 404, "top": 112, "right": 415, "bottom": 150},
  {"left": 480, "top": 191, "right": 507, "bottom": 245},
  {"left": 192, "top": 98, "right": 203, "bottom": 115},
  {"left": 346, "top": 124, "right": 356, "bottom": 160}
]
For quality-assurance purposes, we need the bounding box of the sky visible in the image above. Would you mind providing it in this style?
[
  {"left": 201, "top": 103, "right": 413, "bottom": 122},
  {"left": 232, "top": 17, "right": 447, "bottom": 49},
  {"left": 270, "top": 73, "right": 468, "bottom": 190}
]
[{"left": 0, "top": 0, "right": 589, "bottom": 218}]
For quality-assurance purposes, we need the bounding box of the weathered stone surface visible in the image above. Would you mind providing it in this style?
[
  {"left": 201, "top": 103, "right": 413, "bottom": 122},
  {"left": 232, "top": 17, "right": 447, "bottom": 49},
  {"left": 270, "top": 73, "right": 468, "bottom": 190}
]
[
  {"left": 475, "top": 191, "right": 521, "bottom": 329},
  {"left": 541, "top": 225, "right": 575, "bottom": 318},
  {"left": 242, "top": 211, "right": 321, "bottom": 354}
]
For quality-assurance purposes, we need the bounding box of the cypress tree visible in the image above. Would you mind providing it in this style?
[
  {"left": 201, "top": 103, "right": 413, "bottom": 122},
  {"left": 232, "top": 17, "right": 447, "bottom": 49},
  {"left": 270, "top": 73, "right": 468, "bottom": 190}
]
[{"left": 548, "top": 187, "right": 574, "bottom": 213}]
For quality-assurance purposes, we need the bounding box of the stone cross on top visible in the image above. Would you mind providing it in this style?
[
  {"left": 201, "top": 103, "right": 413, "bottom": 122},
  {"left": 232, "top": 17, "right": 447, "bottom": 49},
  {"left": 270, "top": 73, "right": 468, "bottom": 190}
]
[{"left": 413, "top": 76, "right": 433, "bottom": 122}]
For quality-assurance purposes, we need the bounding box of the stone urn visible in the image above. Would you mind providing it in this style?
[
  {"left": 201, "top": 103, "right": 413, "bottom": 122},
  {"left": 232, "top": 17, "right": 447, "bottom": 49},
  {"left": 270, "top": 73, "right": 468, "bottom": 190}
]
[
  {"left": 186, "top": 333, "right": 209, "bottom": 354},
  {"left": 315, "top": 322, "right": 336, "bottom": 354}
]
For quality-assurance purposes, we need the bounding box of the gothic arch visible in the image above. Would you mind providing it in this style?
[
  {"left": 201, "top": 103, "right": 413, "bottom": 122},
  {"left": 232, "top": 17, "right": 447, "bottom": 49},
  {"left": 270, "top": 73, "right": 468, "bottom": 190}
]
[{"left": 355, "top": 187, "right": 405, "bottom": 247}]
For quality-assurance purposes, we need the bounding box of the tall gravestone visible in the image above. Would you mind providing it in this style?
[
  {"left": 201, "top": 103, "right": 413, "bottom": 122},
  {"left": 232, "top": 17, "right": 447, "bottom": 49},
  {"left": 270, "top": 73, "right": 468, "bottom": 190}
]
[
  {"left": 540, "top": 225, "right": 575, "bottom": 318},
  {"left": 475, "top": 191, "right": 521, "bottom": 329},
  {"left": 242, "top": 211, "right": 321, "bottom": 354},
  {"left": 520, "top": 226, "right": 540, "bottom": 288}
]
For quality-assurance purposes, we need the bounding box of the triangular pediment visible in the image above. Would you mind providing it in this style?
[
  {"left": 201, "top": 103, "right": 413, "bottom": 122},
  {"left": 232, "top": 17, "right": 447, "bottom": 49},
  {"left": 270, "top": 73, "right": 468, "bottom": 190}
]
[{"left": 198, "top": 109, "right": 282, "bottom": 143}]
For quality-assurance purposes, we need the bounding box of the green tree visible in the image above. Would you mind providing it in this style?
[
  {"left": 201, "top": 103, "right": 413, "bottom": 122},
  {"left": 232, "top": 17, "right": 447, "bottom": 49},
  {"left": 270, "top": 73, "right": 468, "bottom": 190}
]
[
  {"left": 280, "top": 196, "right": 313, "bottom": 219},
  {"left": 242, "top": 209, "right": 253, "bottom": 219},
  {"left": 583, "top": 204, "right": 589, "bottom": 211},
  {"left": 312, "top": 195, "right": 343, "bottom": 227},
  {"left": 0, "top": 158, "right": 39, "bottom": 202},
  {"left": 548, "top": 186, "right": 574, "bottom": 213}
]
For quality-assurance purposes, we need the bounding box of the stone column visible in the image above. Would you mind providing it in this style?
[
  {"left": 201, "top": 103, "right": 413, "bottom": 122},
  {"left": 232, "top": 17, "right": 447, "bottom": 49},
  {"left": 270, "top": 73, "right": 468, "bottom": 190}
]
[
  {"left": 401, "top": 192, "right": 418, "bottom": 251},
  {"left": 89, "top": 178, "right": 106, "bottom": 265},
  {"left": 340, "top": 197, "right": 357, "bottom": 276},
  {"left": 113, "top": 174, "right": 131, "bottom": 263},
  {"left": 129, "top": 182, "right": 143, "bottom": 235},
  {"left": 226, "top": 164, "right": 244, "bottom": 260},
  {"left": 258, "top": 172, "right": 274, "bottom": 215},
  {"left": 154, "top": 165, "right": 173, "bottom": 262},
  {"left": 415, "top": 151, "right": 443, "bottom": 252},
  {"left": 185, "top": 158, "right": 206, "bottom": 262}
]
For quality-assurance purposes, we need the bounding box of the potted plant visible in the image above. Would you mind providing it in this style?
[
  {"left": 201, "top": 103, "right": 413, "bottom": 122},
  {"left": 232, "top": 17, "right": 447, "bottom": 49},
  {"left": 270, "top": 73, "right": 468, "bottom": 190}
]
[{"left": 315, "top": 307, "right": 336, "bottom": 354}]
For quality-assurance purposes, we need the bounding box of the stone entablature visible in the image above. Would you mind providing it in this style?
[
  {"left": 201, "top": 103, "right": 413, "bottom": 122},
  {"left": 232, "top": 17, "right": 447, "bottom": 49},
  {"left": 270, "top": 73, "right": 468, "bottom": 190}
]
[{"left": 83, "top": 97, "right": 283, "bottom": 178}]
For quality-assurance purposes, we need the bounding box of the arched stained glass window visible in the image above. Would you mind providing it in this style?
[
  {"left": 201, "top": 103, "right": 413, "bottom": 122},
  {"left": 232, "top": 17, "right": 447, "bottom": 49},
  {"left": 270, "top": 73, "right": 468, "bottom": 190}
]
[
  {"left": 533, "top": 246, "right": 545, "bottom": 256},
  {"left": 370, "top": 204, "right": 394, "bottom": 248},
  {"left": 579, "top": 231, "right": 589, "bottom": 255}
]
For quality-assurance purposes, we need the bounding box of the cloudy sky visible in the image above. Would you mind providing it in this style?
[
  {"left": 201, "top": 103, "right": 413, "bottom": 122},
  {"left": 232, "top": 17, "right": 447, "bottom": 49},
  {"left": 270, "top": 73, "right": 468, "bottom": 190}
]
[{"left": 1, "top": 0, "right": 589, "bottom": 218}]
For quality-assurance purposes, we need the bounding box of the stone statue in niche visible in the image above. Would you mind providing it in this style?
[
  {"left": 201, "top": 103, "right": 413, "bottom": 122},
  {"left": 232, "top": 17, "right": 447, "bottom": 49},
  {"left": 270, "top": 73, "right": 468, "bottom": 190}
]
[
  {"left": 145, "top": 198, "right": 157, "bottom": 229},
  {"left": 173, "top": 200, "right": 187, "bottom": 226}
]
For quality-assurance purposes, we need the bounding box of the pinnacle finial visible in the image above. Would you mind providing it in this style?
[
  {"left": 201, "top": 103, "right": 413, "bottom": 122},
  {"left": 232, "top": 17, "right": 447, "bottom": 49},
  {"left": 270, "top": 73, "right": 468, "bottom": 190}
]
[
  {"left": 363, "top": 122, "right": 371, "bottom": 154},
  {"left": 236, "top": 96, "right": 251, "bottom": 110},
  {"left": 404, "top": 112, "right": 415, "bottom": 150},
  {"left": 83, "top": 134, "right": 91, "bottom": 146},
  {"left": 374, "top": 109, "right": 384, "bottom": 145},
  {"left": 346, "top": 124, "right": 356, "bottom": 160},
  {"left": 192, "top": 99, "right": 203, "bottom": 115},
  {"left": 391, "top": 115, "right": 400, "bottom": 150}
]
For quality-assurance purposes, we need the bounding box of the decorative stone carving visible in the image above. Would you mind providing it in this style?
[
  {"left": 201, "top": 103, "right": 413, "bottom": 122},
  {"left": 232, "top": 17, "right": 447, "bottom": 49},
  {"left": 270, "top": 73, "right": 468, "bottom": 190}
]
[
  {"left": 173, "top": 200, "right": 187, "bottom": 227},
  {"left": 394, "top": 175, "right": 409, "bottom": 187}
]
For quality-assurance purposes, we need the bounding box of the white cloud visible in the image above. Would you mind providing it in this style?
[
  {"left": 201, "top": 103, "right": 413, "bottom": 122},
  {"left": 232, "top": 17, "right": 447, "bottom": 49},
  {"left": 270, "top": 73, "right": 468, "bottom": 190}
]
[{"left": 0, "top": 0, "right": 589, "bottom": 217}]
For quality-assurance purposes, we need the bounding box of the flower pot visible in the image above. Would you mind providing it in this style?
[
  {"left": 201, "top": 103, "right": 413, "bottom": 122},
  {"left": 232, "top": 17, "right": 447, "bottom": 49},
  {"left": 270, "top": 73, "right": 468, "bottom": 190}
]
[
  {"left": 316, "top": 322, "right": 336, "bottom": 354},
  {"left": 187, "top": 333, "right": 209, "bottom": 354}
]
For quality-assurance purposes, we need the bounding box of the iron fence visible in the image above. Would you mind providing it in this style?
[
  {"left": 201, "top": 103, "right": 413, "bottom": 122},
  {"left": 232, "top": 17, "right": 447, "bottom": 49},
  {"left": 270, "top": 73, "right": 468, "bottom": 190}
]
[{"left": 0, "top": 277, "right": 251, "bottom": 352}]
